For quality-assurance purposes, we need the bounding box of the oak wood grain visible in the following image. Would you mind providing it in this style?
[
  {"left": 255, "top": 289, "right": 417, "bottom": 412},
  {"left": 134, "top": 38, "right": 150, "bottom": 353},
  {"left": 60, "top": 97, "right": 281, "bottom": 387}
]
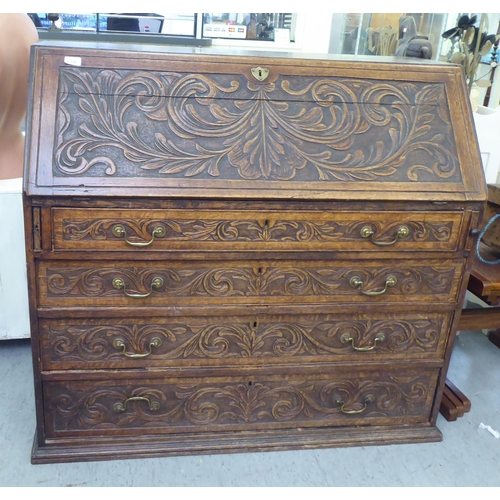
[
  {"left": 42, "top": 368, "right": 439, "bottom": 438},
  {"left": 38, "top": 312, "right": 451, "bottom": 370},
  {"left": 23, "top": 42, "right": 486, "bottom": 462},
  {"left": 51, "top": 208, "right": 463, "bottom": 252}
]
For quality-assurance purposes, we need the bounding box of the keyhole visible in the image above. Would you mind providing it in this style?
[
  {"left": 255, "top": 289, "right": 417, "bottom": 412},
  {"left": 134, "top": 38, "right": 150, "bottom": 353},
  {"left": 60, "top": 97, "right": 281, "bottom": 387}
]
[
  {"left": 248, "top": 381, "right": 253, "bottom": 386},
  {"left": 264, "top": 219, "right": 269, "bottom": 228},
  {"left": 258, "top": 267, "right": 263, "bottom": 275},
  {"left": 258, "top": 70, "right": 262, "bottom": 77},
  {"left": 253, "top": 321, "right": 258, "bottom": 329}
]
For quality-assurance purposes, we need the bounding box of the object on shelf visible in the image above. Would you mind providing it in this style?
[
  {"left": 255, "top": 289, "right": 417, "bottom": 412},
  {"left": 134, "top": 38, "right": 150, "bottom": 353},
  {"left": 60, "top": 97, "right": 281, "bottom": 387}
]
[{"left": 394, "top": 16, "right": 432, "bottom": 59}]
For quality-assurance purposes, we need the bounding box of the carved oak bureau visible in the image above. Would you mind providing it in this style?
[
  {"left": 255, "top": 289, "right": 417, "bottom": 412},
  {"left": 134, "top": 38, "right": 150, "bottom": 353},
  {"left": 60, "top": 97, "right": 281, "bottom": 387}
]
[{"left": 23, "top": 41, "right": 486, "bottom": 463}]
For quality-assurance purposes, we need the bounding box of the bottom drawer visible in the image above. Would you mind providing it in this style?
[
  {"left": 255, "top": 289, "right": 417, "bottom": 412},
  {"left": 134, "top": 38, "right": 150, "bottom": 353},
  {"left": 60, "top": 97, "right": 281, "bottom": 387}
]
[{"left": 43, "top": 368, "right": 439, "bottom": 438}]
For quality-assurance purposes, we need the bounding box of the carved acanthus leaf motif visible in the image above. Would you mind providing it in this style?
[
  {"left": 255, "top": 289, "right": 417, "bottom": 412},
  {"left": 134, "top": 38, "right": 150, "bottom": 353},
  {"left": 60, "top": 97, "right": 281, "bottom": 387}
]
[
  {"left": 54, "top": 68, "right": 461, "bottom": 183},
  {"left": 49, "top": 373, "right": 435, "bottom": 432},
  {"left": 46, "top": 316, "right": 443, "bottom": 363},
  {"left": 45, "top": 264, "right": 457, "bottom": 298},
  {"left": 53, "top": 387, "right": 177, "bottom": 429},
  {"left": 47, "top": 318, "right": 442, "bottom": 362},
  {"left": 61, "top": 217, "right": 454, "bottom": 244},
  {"left": 320, "top": 376, "right": 429, "bottom": 415}
]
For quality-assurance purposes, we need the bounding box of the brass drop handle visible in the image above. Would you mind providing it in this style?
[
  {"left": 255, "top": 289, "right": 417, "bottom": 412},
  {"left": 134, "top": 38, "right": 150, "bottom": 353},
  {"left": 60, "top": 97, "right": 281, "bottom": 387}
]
[
  {"left": 112, "top": 277, "right": 164, "bottom": 298},
  {"left": 113, "top": 396, "right": 160, "bottom": 413},
  {"left": 335, "top": 395, "right": 374, "bottom": 414},
  {"left": 340, "top": 333, "right": 385, "bottom": 351},
  {"left": 349, "top": 275, "right": 397, "bottom": 296},
  {"left": 112, "top": 224, "right": 166, "bottom": 247},
  {"left": 113, "top": 337, "right": 162, "bottom": 358},
  {"left": 360, "top": 225, "right": 409, "bottom": 246}
]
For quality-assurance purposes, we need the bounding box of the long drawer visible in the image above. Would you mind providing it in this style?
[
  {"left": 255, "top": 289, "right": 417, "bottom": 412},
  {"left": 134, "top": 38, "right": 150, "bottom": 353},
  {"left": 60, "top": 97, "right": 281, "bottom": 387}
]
[
  {"left": 39, "top": 312, "right": 452, "bottom": 370},
  {"left": 51, "top": 208, "right": 464, "bottom": 253},
  {"left": 42, "top": 368, "right": 440, "bottom": 438},
  {"left": 37, "top": 259, "right": 464, "bottom": 307}
]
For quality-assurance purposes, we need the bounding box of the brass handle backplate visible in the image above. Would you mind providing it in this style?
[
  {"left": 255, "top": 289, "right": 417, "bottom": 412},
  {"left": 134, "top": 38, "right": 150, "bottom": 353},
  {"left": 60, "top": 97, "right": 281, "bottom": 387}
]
[
  {"left": 360, "top": 225, "right": 409, "bottom": 246},
  {"left": 340, "top": 333, "right": 385, "bottom": 351},
  {"left": 113, "top": 337, "right": 162, "bottom": 358},
  {"left": 349, "top": 275, "right": 397, "bottom": 296},
  {"left": 112, "top": 277, "right": 164, "bottom": 298},
  {"left": 335, "top": 395, "right": 374, "bottom": 414},
  {"left": 112, "top": 224, "right": 166, "bottom": 247},
  {"left": 113, "top": 396, "right": 161, "bottom": 413}
]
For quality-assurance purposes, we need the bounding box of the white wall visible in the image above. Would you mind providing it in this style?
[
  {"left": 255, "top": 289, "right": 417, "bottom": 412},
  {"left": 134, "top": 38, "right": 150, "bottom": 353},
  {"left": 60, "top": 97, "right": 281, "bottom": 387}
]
[
  {"left": 0, "top": 178, "right": 30, "bottom": 340},
  {"left": 294, "top": 13, "right": 334, "bottom": 54},
  {"left": 328, "top": 13, "right": 346, "bottom": 54}
]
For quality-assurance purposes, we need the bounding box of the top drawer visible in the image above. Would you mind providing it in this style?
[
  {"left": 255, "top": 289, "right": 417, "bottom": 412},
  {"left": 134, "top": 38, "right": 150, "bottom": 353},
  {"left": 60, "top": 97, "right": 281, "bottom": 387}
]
[{"left": 52, "top": 208, "right": 464, "bottom": 253}]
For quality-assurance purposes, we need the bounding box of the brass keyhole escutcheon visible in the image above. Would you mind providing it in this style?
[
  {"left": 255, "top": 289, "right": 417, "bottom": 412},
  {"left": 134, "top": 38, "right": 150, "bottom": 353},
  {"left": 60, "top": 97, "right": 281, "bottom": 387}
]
[{"left": 251, "top": 66, "right": 269, "bottom": 82}]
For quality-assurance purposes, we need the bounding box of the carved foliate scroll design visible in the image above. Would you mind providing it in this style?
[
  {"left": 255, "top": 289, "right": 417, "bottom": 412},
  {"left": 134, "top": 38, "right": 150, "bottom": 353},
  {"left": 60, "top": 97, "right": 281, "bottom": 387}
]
[
  {"left": 45, "top": 264, "right": 458, "bottom": 299},
  {"left": 50, "top": 373, "right": 434, "bottom": 431},
  {"left": 54, "top": 68, "right": 460, "bottom": 183},
  {"left": 46, "top": 316, "right": 443, "bottom": 362},
  {"left": 61, "top": 217, "right": 454, "bottom": 244}
]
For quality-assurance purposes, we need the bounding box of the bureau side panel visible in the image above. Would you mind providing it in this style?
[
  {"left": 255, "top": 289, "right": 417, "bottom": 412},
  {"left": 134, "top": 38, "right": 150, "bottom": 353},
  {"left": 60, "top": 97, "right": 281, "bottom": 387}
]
[{"left": 23, "top": 196, "right": 47, "bottom": 447}]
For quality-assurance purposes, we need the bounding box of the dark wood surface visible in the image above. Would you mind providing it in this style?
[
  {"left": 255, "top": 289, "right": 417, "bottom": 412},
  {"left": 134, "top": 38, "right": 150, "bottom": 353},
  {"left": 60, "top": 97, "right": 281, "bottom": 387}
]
[
  {"left": 23, "top": 41, "right": 486, "bottom": 463},
  {"left": 43, "top": 368, "right": 439, "bottom": 438},
  {"left": 445, "top": 379, "right": 471, "bottom": 413},
  {"left": 465, "top": 243, "right": 500, "bottom": 305},
  {"left": 489, "top": 329, "right": 500, "bottom": 349},
  {"left": 439, "top": 379, "right": 471, "bottom": 422},
  {"left": 458, "top": 307, "right": 500, "bottom": 330},
  {"left": 480, "top": 184, "right": 500, "bottom": 252},
  {"left": 31, "top": 425, "right": 443, "bottom": 464},
  {"left": 39, "top": 312, "right": 451, "bottom": 370},
  {"left": 25, "top": 43, "right": 486, "bottom": 201},
  {"left": 457, "top": 239, "right": 500, "bottom": 334},
  {"left": 446, "top": 209, "right": 500, "bottom": 423}
]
